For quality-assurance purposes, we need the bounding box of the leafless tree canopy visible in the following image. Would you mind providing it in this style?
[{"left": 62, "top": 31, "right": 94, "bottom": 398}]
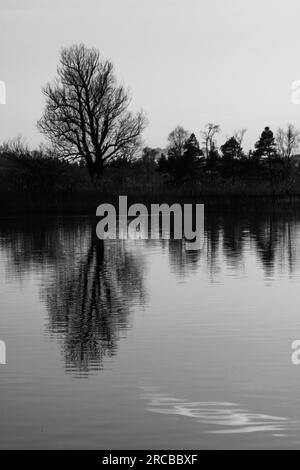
[
  {"left": 276, "top": 124, "right": 300, "bottom": 159},
  {"left": 167, "top": 125, "right": 189, "bottom": 157},
  {"left": 1, "top": 135, "right": 29, "bottom": 156},
  {"left": 201, "top": 123, "right": 220, "bottom": 156},
  {"left": 38, "top": 44, "right": 146, "bottom": 180},
  {"left": 234, "top": 128, "right": 247, "bottom": 147}
]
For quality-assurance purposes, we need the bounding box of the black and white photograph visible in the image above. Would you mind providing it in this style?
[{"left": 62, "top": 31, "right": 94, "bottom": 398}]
[{"left": 1, "top": 0, "right": 300, "bottom": 457}]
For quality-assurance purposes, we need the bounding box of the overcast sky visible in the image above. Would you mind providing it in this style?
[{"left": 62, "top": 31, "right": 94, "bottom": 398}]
[{"left": 1, "top": 0, "right": 300, "bottom": 151}]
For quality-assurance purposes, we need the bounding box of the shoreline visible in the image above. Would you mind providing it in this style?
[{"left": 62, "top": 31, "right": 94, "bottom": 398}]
[{"left": 2, "top": 192, "right": 300, "bottom": 216}]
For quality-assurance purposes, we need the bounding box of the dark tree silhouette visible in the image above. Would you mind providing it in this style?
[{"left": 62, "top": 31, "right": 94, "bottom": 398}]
[
  {"left": 157, "top": 131, "right": 203, "bottom": 185},
  {"left": 182, "top": 133, "right": 204, "bottom": 181},
  {"left": 221, "top": 136, "right": 243, "bottom": 161},
  {"left": 254, "top": 127, "right": 277, "bottom": 160},
  {"left": 201, "top": 123, "right": 220, "bottom": 157},
  {"left": 253, "top": 127, "right": 289, "bottom": 194},
  {"left": 220, "top": 136, "right": 244, "bottom": 183},
  {"left": 38, "top": 44, "right": 146, "bottom": 181},
  {"left": 205, "top": 143, "right": 220, "bottom": 179},
  {"left": 167, "top": 125, "right": 189, "bottom": 158}
]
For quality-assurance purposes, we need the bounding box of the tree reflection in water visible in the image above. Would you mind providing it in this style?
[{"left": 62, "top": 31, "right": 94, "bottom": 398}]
[
  {"left": 45, "top": 231, "right": 146, "bottom": 375},
  {"left": 0, "top": 218, "right": 146, "bottom": 375},
  {"left": 1, "top": 211, "right": 300, "bottom": 374}
]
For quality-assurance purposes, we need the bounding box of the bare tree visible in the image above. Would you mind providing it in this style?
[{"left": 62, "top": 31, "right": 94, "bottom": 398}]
[
  {"left": 167, "top": 125, "right": 189, "bottom": 157},
  {"left": 38, "top": 44, "right": 146, "bottom": 181},
  {"left": 234, "top": 128, "right": 247, "bottom": 147},
  {"left": 276, "top": 124, "right": 300, "bottom": 159},
  {"left": 201, "top": 123, "right": 220, "bottom": 157},
  {"left": 1, "top": 134, "right": 29, "bottom": 157}
]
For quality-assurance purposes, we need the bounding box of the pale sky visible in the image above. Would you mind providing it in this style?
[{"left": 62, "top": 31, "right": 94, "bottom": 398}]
[{"left": 1, "top": 0, "right": 300, "bottom": 151}]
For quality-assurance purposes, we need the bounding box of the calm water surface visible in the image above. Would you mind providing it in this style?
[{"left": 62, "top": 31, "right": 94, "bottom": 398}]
[{"left": 1, "top": 212, "right": 300, "bottom": 449}]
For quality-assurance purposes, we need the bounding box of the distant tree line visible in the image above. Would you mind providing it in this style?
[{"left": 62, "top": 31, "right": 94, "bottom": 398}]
[
  {"left": 2, "top": 43, "right": 300, "bottom": 205},
  {"left": 1, "top": 121, "right": 300, "bottom": 200},
  {"left": 156, "top": 123, "right": 300, "bottom": 194}
]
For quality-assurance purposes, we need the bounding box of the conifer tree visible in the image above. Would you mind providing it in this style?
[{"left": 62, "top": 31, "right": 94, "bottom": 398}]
[{"left": 254, "top": 127, "right": 277, "bottom": 159}]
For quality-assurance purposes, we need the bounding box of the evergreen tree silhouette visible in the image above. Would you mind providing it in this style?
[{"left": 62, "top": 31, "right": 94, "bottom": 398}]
[
  {"left": 220, "top": 136, "right": 244, "bottom": 183},
  {"left": 254, "top": 127, "right": 277, "bottom": 160},
  {"left": 158, "top": 132, "right": 203, "bottom": 185},
  {"left": 221, "top": 136, "right": 243, "bottom": 161}
]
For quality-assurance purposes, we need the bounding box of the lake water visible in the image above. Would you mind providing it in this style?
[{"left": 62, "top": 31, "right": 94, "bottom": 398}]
[{"left": 1, "top": 212, "right": 300, "bottom": 449}]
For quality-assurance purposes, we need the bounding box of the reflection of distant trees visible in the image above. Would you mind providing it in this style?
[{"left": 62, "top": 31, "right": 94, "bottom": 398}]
[
  {"left": 162, "top": 211, "right": 300, "bottom": 280},
  {"left": 0, "top": 217, "right": 68, "bottom": 281},
  {"left": 2, "top": 214, "right": 297, "bottom": 286},
  {"left": 2, "top": 211, "right": 300, "bottom": 372},
  {"left": 249, "top": 215, "right": 278, "bottom": 278},
  {"left": 222, "top": 216, "right": 245, "bottom": 261},
  {"left": 167, "top": 239, "right": 201, "bottom": 278},
  {"left": 0, "top": 218, "right": 146, "bottom": 375},
  {"left": 205, "top": 216, "right": 222, "bottom": 279}
]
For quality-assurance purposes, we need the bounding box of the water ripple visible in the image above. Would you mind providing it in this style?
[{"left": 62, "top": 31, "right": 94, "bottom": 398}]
[{"left": 141, "top": 389, "right": 290, "bottom": 435}]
